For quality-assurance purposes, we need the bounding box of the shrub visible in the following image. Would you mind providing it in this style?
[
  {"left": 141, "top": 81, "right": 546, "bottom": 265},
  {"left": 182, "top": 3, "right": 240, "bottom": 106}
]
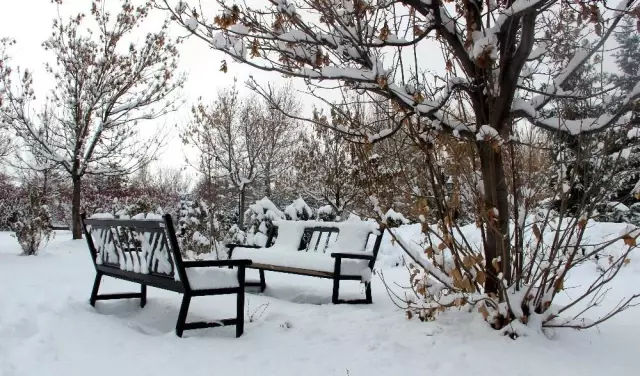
[
  {"left": 316, "top": 205, "right": 337, "bottom": 221},
  {"left": 244, "top": 197, "right": 285, "bottom": 246},
  {"left": 284, "top": 197, "right": 314, "bottom": 220},
  {"left": 176, "top": 199, "right": 211, "bottom": 256},
  {"left": 10, "top": 187, "right": 53, "bottom": 256}
]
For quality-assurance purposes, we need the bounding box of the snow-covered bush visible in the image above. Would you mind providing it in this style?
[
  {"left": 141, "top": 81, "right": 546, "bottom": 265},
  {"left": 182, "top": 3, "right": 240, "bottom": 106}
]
[
  {"left": 224, "top": 224, "right": 247, "bottom": 245},
  {"left": 176, "top": 199, "right": 211, "bottom": 256},
  {"left": 116, "top": 196, "right": 164, "bottom": 219},
  {"left": 384, "top": 208, "right": 409, "bottom": 228},
  {"left": 10, "top": 187, "right": 53, "bottom": 256},
  {"left": 244, "top": 197, "right": 285, "bottom": 246},
  {"left": 284, "top": 197, "right": 313, "bottom": 220},
  {"left": 597, "top": 202, "right": 640, "bottom": 226},
  {"left": 316, "top": 205, "right": 337, "bottom": 221},
  {"left": 215, "top": 209, "right": 239, "bottom": 239},
  {"left": 83, "top": 183, "right": 167, "bottom": 220}
]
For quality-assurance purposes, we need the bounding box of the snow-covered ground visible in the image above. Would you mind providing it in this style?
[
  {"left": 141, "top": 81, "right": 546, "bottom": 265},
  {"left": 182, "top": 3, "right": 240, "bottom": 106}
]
[{"left": 1, "top": 225, "right": 639, "bottom": 376}]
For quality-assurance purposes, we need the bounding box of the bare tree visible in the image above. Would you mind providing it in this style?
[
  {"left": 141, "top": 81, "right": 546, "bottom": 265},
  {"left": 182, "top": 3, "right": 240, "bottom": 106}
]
[
  {"left": 251, "top": 81, "right": 302, "bottom": 198},
  {"left": 294, "top": 115, "right": 358, "bottom": 216},
  {"left": 184, "top": 83, "right": 265, "bottom": 229},
  {"left": 1, "top": 1, "right": 183, "bottom": 239}
]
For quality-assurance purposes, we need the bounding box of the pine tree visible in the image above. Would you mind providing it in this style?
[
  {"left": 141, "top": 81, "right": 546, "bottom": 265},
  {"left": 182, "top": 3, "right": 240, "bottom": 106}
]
[
  {"left": 598, "top": 15, "right": 640, "bottom": 221},
  {"left": 176, "top": 198, "right": 211, "bottom": 257},
  {"left": 0, "top": 173, "right": 21, "bottom": 230},
  {"left": 610, "top": 17, "right": 640, "bottom": 98}
]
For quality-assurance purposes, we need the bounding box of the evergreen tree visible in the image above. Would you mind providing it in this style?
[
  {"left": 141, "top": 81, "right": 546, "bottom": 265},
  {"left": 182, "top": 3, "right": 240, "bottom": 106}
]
[
  {"left": 598, "top": 15, "right": 640, "bottom": 220},
  {"left": 176, "top": 198, "right": 211, "bottom": 256},
  {"left": 609, "top": 17, "right": 640, "bottom": 98}
]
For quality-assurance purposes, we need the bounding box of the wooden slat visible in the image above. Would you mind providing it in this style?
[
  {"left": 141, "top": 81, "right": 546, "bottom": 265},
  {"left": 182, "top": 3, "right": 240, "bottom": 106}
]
[{"left": 250, "top": 263, "right": 334, "bottom": 278}]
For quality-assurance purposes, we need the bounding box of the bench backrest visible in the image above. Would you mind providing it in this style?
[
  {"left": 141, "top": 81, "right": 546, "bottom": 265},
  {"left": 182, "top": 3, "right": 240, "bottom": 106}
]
[
  {"left": 265, "top": 220, "right": 385, "bottom": 268},
  {"left": 81, "top": 213, "right": 188, "bottom": 289}
]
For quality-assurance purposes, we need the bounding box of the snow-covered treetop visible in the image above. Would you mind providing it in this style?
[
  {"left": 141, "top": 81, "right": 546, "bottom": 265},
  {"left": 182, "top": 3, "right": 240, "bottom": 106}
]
[{"left": 159, "top": 0, "right": 640, "bottom": 142}]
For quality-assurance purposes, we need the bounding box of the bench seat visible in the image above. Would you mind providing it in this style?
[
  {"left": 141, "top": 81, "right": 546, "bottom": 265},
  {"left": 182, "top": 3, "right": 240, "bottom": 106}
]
[
  {"left": 185, "top": 267, "right": 240, "bottom": 290},
  {"left": 231, "top": 246, "right": 371, "bottom": 278}
]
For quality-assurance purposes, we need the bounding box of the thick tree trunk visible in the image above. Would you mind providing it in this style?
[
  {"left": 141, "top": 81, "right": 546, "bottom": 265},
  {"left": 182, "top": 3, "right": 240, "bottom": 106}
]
[
  {"left": 264, "top": 163, "right": 272, "bottom": 198},
  {"left": 205, "top": 172, "right": 218, "bottom": 257},
  {"left": 71, "top": 176, "right": 82, "bottom": 240},
  {"left": 478, "top": 142, "right": 511, "bottom": 297},
  {"left": 238, "top": 188, "right": 246, "bottom": 230}
]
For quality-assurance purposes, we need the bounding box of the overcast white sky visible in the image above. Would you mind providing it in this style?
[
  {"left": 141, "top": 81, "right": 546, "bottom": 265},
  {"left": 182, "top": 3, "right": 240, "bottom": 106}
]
[{"left": 0, "top": 0, "right": 328, "bottom": 170}]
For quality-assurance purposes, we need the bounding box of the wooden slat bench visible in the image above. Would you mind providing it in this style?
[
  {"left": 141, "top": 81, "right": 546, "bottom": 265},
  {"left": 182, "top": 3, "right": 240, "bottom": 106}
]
[
  {"left": 227, "top": 220, "right": 384, "bottom": 304},
  {"left": 81, "top": 213, "right": 251, "bottom": 337}
]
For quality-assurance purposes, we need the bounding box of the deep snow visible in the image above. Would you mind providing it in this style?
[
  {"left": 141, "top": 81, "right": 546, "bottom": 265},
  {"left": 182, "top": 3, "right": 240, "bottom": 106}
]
[{"left": 1, "top": 225, "right": 639, "bottom": 376}]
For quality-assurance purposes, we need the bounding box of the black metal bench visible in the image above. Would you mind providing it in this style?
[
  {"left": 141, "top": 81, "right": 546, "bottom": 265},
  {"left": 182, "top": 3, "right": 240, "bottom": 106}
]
[
  {"left": 227, "top": 221, "right": 384, "bottom": 304},
  {"left": 81, "top": 213, "right": 251, "bottom": 338}
]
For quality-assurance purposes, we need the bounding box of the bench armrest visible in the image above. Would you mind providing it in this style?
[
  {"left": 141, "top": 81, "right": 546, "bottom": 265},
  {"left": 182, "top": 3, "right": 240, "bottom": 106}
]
[
  {"left": 226, "top": 243, "right": 261, "bottom": 250},
  {"left": 183, "top": 259, "right": 252, "bottom": 268},
  {"left": 330, "top": 253, "right": 374, "bottom": 260}
]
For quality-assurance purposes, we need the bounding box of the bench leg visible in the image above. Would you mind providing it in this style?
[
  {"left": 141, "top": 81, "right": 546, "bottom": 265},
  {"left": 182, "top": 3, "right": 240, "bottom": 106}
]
[
  {"left": 332, "top": 257, "right": 342, "bottom": 304},
  {"left": 140, "top": 284, "right": 147, "bottom": 308},
  {"left": 259, "top": 270, "right": 266, "bottom": 293},
  {"left": 90, "top": 272, "right": 103, "bottom": 307},
  {"left": 365, "top": 282, "right": 372, "bottom": 304},
  {"left": 176, "top": 294, "right": 191, "bottom": 338},
  {"left": 236, "top": 267, "right": 246, "bottom": 337},
  {"left": 89, "top": 272, "right": 147, "bottom": 307},
  {"left": 332, "top": 278, "right": 341, "bottom": 304}
]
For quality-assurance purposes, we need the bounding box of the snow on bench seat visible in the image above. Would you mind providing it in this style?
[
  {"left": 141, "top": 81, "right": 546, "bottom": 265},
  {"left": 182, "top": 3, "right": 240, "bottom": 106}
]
[
  {"left": 231, "top": 247, "right": 371, "bottom": 277},
  {"left": 185, "top": 267, "right": 240, "bottom": 290}
]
